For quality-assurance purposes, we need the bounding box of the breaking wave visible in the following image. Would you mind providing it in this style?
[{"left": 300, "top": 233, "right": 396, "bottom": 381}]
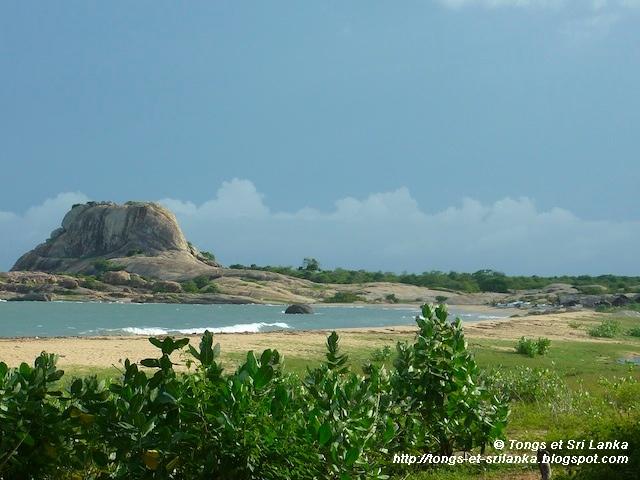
[{"left": 109, "top": 322, "right": 292, "bottom": 336}]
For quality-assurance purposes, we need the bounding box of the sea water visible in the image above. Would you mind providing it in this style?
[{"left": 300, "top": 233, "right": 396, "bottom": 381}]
[{"left": 0, "top": 302, "right": 509, "bottom": 337}]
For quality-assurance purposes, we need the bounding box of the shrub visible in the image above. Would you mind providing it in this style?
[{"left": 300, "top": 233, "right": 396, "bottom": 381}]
[
  {"left": 384, "top": 293, "right": 399, "bottom": 304},
  {"left": 92, "top": 258, "right": 125, "bottom": 274},
  {"left": 485, "top": 366, "right": 566, "bottom": 404},
  {"left": 193, "top": 275, "right": 212, "bottom": 289},
  {"left": 392, "top": 304, "right": 509, "bottom": 455},
  {"left": 200, "top": 251, "right": 216, "bottom": 262},
  {"left": 369, "top": 345, "right": 392, "bottom": 363},
  {"left": 126, "top": 248, "right": 144, "bottom": 257},
  {"left": 588, "top": 319, "right": 622, "bottom": 338},
  {"left": 435, "top": 295, "right": 449, "bottom": 304},
  {"left": 627, "top": 326, "right": 640, "bottom": 337},
  {"left": 536, "top": 337, "right": 551, "bottom": 355},
  {"left": 200, "top": 284, "right": 219, "bottom": 294},
  {"left": 515, "top": 337, "right": 537, "bottom": 357},
  {"left": 181, "top": 280, "right": 199, "bottom": 293},
  {"left": 323, "top": 292, "right": 365, "bottom": 303},
  {"left": 515, "top": 337, "right": 551, "bottom": 357}
]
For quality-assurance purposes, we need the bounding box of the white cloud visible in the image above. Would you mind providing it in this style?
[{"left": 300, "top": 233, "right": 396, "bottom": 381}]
[
  {"left": 1, "top": 182, "right": 637, "bottom": 275},
  {"left": 160, "top": 180, "right": 638, "bottom": 275},
  {"left": 0, "top": 192, "right": 90, "bottom": 270}
]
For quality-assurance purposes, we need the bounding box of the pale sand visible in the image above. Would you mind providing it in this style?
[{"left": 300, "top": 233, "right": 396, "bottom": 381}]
[{"left": 0, "top": 310, "right": 606, "bottom": 369}]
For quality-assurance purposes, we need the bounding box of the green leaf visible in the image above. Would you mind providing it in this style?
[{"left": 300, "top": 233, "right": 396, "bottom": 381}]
[
  {"left": 253, "top": 365, "right": 273, "bottom": 389},
  {"left": 318, "top": 422, "right": 332, "bottom": 446},
  {"left": 140, "top": 358, "right": 160, "bottom": 368},
  {"left": 70, "top": 378, "right": 83, "bottom": 396},
  {"left": 345, "top": 446, "right": 361, "bottom": 466},
  {"left": 141, "top": 418, "right": 156, "bottom": 437},
  {"left": 156, "top": 391, "right": 177, "bottom": 405}
]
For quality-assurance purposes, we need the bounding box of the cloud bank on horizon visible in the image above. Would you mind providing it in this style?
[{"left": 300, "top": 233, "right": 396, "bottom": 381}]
[{"left": 0, "top": 179, "right": 637, "bottom": 276}]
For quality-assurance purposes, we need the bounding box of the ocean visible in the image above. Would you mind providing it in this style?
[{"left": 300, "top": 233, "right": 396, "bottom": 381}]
[{"left": 0, "top": 301, "right": 509, "bottom": 338}]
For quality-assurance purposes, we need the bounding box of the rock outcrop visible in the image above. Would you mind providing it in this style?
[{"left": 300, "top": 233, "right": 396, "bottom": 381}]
[{"left": 11, "top": 201, "right": 221, "bottom": 280}]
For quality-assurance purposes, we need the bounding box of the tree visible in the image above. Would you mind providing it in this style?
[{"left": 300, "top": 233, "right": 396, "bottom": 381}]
[{"left": 301, "top": 257, "right": 320, "bottom": 272}]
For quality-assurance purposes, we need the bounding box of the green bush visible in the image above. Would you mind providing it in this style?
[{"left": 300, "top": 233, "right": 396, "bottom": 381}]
[
  {"left": 199, "top": 251, "right": 216, "bottom": 262},
  {"left": 485, "top": 366, "right": 566, "bottom": 404},
  {"left": 515, "top": 337, "right": 551, "bottom": 357},
  {"left": 384, "top": 293, "right": 399, "bottom": 304},
  {"left": 516, "top": 337, "right": 537, "bottom": 357},
  {"left": 192, "top": 275, "right": 212, "bottom": 289},
  {"left": 181, "top": 276, "right": 218, "bottom": 294},
  {"left": 435, "top": 295, "right": 449, "bottom": 303},
  {"left": 627, "top": 326, "right": 640, "bottom": 337},
  {"left": 391, "top": 304, "right": 509, "bottom": 455},
  {"left": 323, "top": 291, "right": 365, "bottom": 303},
  {"left": 92, "top": 258, "right": 125, "bottom": 274},
  {"left": 535, "top": 337, "right": 551, "bottom": 355},
  {"left": 199, "top": 284, "right": 219, "bottom": 294},
  {"left": 0, "top": 305, "right": 508, "bottom": 479},
  {"left": 369, "top": 345, "right": 392, "bottom": 363},
  {"left": 181, "top": 280, "right": 199, "bottom": 293},
  {"left": 588, "top": 319, "right": 622, "bottom": 338}
]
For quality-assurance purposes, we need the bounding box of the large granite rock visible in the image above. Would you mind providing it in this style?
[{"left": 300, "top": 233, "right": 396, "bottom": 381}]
[{"left": 11, "top": 201, "right": 221, "bottom": 280}]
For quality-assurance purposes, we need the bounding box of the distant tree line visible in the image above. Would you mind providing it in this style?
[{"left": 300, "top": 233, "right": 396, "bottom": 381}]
[{"left": 228, "top": 260, "right": 640, "bottom": 294}]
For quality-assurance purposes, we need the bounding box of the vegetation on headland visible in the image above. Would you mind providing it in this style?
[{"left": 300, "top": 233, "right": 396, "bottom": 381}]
[{"left": 229, "top": 260, "right": 640, "bottom": 294}]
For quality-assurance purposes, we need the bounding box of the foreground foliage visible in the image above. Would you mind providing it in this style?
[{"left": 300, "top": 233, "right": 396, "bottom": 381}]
[{"left": 0, "top": 305, "right": 508, "bottom": 480}]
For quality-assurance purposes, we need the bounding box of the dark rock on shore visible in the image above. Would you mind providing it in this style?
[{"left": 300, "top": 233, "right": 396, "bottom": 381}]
[{"left": 285, "top": 304, "right": 314, "bottom": 314}]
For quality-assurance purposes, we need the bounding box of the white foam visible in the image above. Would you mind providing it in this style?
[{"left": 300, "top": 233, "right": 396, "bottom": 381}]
[
  {"left": 176, "top": 322, "right": 291, "bottom": 334},
  {"left": 116, "top": 322, "right": 291, "bottom": 336},
  {"left": 121, "top": 327, "right": 170, "bottom": 335}
]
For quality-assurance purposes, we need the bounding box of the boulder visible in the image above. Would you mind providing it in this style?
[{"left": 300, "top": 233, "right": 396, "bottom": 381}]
[
  {"left": 8, "top": 292, "right": 53, "bottom": 302},
  {"left": 102, "top": 270, "right": 132, "bottom": 286},
  {"left": 153, "top": 280, "right": 183, "bottom": 293},
  {"left": 285, "top": 304, "right": 314, "bottom": 314},
  {"left": 59, "top": 277, "right": 79, "bottom": 289},
  {"left": 611, "top": 295, "right": 631, "bottom": 307}
]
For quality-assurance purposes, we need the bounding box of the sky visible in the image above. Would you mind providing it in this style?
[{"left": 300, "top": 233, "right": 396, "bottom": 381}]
[{"left": 1, "top": 1, "right": 639, "bottom": 275}]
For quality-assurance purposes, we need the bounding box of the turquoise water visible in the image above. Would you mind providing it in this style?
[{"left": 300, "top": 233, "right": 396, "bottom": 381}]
[{"left": 0, "top": 301, "right": 508, "bottom": 337}]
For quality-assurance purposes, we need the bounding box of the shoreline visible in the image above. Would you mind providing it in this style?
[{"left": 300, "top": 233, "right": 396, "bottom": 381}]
[{"left": 0, "top": 310, "right": 605, "bottom": 369}]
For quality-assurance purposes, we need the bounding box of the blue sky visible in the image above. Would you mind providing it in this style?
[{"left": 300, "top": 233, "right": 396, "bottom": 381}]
[{"left": 1, "top": 1, "right": 639, "bottom": 274}]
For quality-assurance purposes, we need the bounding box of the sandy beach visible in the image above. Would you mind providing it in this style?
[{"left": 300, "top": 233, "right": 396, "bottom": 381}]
[{"left": 0, "top": 309, "right": 606, "bottom": 369}]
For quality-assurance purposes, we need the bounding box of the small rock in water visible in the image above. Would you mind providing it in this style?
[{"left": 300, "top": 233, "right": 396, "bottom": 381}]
[{"left": 285, "top": 304, "right": 313, "bottom": 314}]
